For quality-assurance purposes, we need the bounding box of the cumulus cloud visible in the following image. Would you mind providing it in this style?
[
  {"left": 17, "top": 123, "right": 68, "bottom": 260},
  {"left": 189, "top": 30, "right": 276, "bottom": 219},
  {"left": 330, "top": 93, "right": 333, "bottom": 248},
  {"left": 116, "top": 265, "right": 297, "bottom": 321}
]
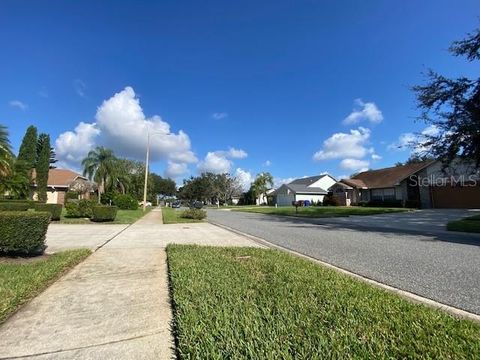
[
  {"left": 55, "top": 87, "right": 197, "bottom": 176},
  {"left": 55, "top": 122, "right": 101, "bottom": 168},
  {"left": 340, "top": 158, "right": 370, "bottom": 172},
  {"left": 73, "top": 79, "right": 86, "bottom": 97},
  {"left": 165, "top": 161, "right": 188, "bottom": 179},
  {"left": 343, "top": 99, "right": 383, "bottom": 125},
  {"left": 197, "top": 147, "right": 248, "bottom": 174},
  {"left": 263, "top": 160, "right": 272, "bottom": 167},
  {"left": 371, "top": 153, "right": 382, "bottom": 160},
  {"left": 313, "top": 127, "right": 371, "bottom": 161},
  {"left": 212, "top": 112, "right": 228, "bottom": 120},
  {"left": 9, "top": 100, "right": 28, "bottom": 110},
  {"left": 273, "top": 177, "right": 296, "bottom": 188},
  {"left": 235, "top": 168, "right": 253, "bottom": 190}
]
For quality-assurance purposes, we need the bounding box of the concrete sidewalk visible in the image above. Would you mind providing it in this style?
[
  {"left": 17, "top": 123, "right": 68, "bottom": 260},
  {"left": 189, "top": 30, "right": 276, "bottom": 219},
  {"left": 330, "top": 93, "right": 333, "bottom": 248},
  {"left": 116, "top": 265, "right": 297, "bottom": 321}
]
[{"left": 0, "top": 209, "right": 259, "bottom": 359}]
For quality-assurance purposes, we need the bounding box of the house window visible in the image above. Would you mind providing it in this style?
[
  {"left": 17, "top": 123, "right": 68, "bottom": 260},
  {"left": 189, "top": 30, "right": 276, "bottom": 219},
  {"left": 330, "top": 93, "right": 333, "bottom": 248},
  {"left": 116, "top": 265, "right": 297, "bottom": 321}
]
[{"left": 371, "top": 188, "right": 395, "bottom": 201}]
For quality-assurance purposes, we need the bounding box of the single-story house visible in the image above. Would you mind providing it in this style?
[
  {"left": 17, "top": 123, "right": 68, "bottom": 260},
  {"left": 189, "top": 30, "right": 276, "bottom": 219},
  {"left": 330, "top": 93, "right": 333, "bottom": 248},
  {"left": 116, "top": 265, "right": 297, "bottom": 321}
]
[
  {"left": 273, "top": 174, "right": 337, "bottom": 206},
  {"left": 333, "top": 159, "right": 480, "bottom": 208},
  {"left": 32, "top": 168, "right": 96, "bottom": 204}
]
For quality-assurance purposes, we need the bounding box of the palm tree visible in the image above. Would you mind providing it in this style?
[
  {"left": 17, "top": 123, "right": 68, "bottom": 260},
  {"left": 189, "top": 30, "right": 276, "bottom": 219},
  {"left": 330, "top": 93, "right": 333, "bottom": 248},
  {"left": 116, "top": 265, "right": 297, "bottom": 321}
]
[
  {"left": 0, "top": 124, "right": 13, "bottom": 178},
  {"left": 81, "top": 146, "right": 117, "bottom": 203},
  {"left": 252, "top": 172, "right": 274, "bottom": 205}
]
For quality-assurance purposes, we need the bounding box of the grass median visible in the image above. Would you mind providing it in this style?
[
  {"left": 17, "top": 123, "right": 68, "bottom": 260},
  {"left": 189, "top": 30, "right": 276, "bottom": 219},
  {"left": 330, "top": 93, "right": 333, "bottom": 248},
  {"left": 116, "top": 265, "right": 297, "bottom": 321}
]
[
  {"left": 162, "top": 207, "right": 204, "bottom": 224},
  {"left": 167, "top": 245, "right": 479, "bottom": 359},
  {"left": 233, "top": 205, "right": 410, "bottom": 217},
  {"left": 0, "top": 249, "right": 91, "bottom": 323},
  {"left": 447, "top": 214, "right": 480, "bottom": 233}
]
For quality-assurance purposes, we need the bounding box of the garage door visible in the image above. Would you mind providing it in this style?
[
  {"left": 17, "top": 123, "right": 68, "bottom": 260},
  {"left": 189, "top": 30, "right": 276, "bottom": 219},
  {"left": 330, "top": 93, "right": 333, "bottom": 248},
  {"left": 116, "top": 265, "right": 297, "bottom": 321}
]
[
  {"left": 276, "top": 194, "right": 294, "bottom": 206},
  {"left": 431, "top": 185, "right": 480, "bottom": 209}
]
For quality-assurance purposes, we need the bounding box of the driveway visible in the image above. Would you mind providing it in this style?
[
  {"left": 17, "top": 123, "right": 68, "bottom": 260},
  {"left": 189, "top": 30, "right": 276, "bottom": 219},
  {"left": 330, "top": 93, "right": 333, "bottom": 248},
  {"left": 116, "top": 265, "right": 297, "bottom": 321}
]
[{"left": 207, "top": 209, "right": 480, "bottom": 315}]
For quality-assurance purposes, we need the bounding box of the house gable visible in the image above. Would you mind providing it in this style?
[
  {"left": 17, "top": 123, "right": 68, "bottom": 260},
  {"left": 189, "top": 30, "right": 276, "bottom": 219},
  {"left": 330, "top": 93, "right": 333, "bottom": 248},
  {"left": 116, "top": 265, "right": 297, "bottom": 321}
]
[{"left": 309, "top": 175, "right": 337, "bottom": 192}]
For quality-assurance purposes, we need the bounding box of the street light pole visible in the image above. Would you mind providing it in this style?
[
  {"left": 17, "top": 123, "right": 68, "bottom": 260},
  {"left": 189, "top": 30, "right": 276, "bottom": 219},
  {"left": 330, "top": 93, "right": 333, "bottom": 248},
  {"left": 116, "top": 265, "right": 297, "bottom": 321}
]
[{"left": 142, "top": 132, "right": 150, "bottom": 212}]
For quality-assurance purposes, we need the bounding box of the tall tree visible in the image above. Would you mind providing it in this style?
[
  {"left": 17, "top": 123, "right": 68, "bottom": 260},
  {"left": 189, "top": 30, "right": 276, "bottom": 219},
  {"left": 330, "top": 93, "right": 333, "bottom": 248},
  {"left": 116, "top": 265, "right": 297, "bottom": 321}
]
[
  {"left": 36, "top": 134, "right": 58, "bottom": 169},
  {"left": 82, "top": 146, "right": 117, "bottom": 203},
  {"left": 413, "top": 26, "right": 480, "bottom": 167},
  {"left": 36, "top": 133, "right": 51, "bottom": 202},
  {"left": 17, "top": 125, "right": 38, "bottom": 173},
  {"left": 0, "top": 124, "right": 13, "bottom": 178},
  {"left": 251, "top": 172, "right": 274, "bottom": 205}
]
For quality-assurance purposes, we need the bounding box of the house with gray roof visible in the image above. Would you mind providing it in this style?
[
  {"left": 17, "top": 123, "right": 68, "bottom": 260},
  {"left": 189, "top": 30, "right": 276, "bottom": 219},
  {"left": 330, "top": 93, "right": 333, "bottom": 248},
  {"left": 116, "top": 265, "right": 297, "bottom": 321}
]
[{"left": 273, "top": 174, "right": 337, "bottom": 206}]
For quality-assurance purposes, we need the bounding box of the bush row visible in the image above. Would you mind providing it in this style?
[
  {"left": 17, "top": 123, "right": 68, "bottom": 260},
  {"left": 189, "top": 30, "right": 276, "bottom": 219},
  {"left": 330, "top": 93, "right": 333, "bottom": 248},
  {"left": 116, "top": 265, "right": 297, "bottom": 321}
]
[
  {"left": 33, "top": 203, "right": 63, "bottom": 221},
  {"left": 91, "top": 206, "right": 118, "bottom": 222},
  {"left": 113, "top": 194, "right": 138, "bottom": 210},
  {"left": 65, "top": 199, "right": 96, "bottom": 218},
  {"left": 180, "top": 208, "right": 207, "bottom": 220},
  {"left": 0, "top": 211, "right": 50, "bottom": 255}
]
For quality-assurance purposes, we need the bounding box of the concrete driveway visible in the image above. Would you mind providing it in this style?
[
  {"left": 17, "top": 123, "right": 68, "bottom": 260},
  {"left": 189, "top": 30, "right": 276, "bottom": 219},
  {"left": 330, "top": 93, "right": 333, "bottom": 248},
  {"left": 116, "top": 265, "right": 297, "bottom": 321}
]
[{"left": 208, "top": 209, "right": 480, "bottom": 314}]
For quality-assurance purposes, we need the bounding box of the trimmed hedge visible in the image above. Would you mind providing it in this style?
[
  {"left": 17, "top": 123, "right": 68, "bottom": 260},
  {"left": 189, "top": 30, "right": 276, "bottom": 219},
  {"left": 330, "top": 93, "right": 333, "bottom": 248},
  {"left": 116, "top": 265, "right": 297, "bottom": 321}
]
[
  {"left": 65, "top": 199, "right": 96, "bottom": 218},
  {"left": 113, "top": 194, "right": 138, "bottom": 210},
  {"left": 91, "top": 206, "right": 117, "bottom": 222},
  {"left": 0, "top": 211, "right": 50, "bottom": 255},
  {"left": 34, "top": 203, "right": 63, "bottom": 221},
  {"left": 0, "top": 202, "right": 30, "bottom": 211},
  {"left": 180, "top": 208, "right": 207, "bottom": 220}
]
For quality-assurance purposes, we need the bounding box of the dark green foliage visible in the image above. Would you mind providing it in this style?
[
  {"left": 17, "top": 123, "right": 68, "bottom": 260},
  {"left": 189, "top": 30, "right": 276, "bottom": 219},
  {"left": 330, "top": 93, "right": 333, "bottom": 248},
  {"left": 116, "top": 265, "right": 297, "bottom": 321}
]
[
  {"left": 91, "top": 206, "right": 117, "bottom": 222},
  {"left": 36, "top": 133, "right": 51, "bottom": 202},
  {"left": 0, "top": 202, "right": 30, "bottom": 211},
  {"left": 37, "top": 133, "right": 57, "bottom": 169},
  {"left": 180, "top": 208, "right": 206, "bottom": 220},
  {"left": 367, "top": 199, "right": 403, "bottom": 208},
  {"left": 65, "top": 191, "right": 79, "bottom": 201},
  {"left": 65, "top": 199, "right": 96, "bottom": 218},
  {"left": 168, "top": 245, "right": 480, "bottom": 359},
  {"left": 322, "top": 194, "right": 340, "bottom": 206},
  {"left": 113, "top": 194, "right": 138, "bottom": 210},
  {"left": 0, "top": 211, "right": 50, "bottom": 255},
  {"left": 34, "top": 203, "right": 63, "bottom": 221},
  {"left": 17, "top": 125, "right": 38, "bottom": 170},
  {"left": 412, "top": 26, "right": 480, "bottom": 167}
]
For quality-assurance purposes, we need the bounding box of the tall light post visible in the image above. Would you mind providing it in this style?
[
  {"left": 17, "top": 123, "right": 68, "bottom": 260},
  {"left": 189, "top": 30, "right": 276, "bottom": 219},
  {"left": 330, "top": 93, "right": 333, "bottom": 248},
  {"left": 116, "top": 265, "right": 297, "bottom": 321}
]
[{"left": 142, "top": 129, "right": 163, "bottom": 211}]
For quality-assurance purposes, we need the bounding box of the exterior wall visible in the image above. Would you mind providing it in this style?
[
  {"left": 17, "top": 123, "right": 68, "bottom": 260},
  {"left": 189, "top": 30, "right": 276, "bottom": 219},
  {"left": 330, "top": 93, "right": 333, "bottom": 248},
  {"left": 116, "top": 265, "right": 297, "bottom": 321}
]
[
  {"left": 395, "top": 182, "right": 408, "bottom": 201},
  {"left": 46, "top": 190, "right": 58, "bottom": 204},
  {"left": 309, "top": 175, "right": 337, "bottom": 191},
  {"left": 277, "top": 193, "right": 295, "bottom": 206},
  {"left": 295, "top": 193, "right": 325, "bottom": 204}
]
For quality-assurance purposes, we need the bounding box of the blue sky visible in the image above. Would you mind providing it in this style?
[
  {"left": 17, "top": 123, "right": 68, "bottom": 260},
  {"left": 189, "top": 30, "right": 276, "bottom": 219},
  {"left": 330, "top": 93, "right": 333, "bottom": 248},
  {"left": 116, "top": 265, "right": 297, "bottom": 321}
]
[{"left": 1, "top": 1, "right": 478, "bottom": 187}]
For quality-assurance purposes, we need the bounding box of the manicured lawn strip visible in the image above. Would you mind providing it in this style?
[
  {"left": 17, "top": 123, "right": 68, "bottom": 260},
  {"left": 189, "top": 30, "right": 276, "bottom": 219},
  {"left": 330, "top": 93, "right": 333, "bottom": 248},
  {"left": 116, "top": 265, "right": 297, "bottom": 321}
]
[
  {"left": 233, "top": 205, "right": 410, "bottom": 217},
  {"left": 0, "top": 249, "right": 91, "bottom": 323},
  {"left": 59, "top": 208, "right": 151, "bottom": 224},
  {"left": 447, "top": 214, "right": 480, "bottom": 233},
  {"left": 167, "top": 245, "right": 479, "bottom": 359},
  {"left": 162, "top": 207, "right": 204, "bottom": 224}
]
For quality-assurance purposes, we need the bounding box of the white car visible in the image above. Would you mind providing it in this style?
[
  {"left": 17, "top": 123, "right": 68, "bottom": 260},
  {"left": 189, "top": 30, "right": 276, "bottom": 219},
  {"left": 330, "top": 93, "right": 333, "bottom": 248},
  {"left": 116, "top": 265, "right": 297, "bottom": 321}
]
[{"left": 138, "top": 201, "right": 152, "bottom": 207}]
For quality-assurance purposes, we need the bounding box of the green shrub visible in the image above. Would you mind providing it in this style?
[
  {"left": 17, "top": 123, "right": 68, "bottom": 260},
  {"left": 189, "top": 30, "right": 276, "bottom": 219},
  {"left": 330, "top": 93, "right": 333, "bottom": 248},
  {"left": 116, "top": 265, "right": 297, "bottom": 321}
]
[
  {"left": 180, "top": 208, "right": 207, "bottom": 220},
  {"left": 65, "top": 191, "right": 79, "bottom": 201},
  {"left": 91, "top": 206, "right": 117, "bottom": 222},
  {"left": 113, "top": 194, "right": 139, "bottom": 210},
  {"left": 0, "top": 202, "right": 30, "bottom": 211},
  {"left": 322, "top": 195, "right": 340, "bottom": 206},
  {"left": 367, "top": 199, "right": 403, "bottom": 208},
  {"left": 65, "top": 199, "right": 96, "bottom": 218},
  {"left": 34, "top": 203, "right": 63, "bottom": 221},
  {"left": 0, "top": 211, "right": 50, "bottom": 255}
]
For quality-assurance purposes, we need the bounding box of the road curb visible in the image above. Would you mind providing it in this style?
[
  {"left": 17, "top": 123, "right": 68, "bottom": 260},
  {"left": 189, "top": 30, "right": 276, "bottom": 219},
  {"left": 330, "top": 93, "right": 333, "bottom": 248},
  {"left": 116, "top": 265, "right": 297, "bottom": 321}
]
[{"left": 209, "top": 220, "right": 480, "bottom": 323}]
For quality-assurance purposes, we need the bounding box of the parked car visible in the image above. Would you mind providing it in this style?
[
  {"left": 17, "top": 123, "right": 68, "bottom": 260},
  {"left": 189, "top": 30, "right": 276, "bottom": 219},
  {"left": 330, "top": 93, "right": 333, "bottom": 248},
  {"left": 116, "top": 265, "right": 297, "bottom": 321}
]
[
  {"left": 139, "top": 201, "right": 152, "bottom": 207},
  {"left": 190, "top": 200, "right": 204, "bottom": 209},
  {"left": 171, "top": 201, "right": 181, "bottom": 208}
]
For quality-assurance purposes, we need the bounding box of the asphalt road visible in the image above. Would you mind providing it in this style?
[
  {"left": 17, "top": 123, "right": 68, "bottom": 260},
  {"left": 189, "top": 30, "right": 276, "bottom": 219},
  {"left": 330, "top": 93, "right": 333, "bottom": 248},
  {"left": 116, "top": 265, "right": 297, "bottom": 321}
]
[{"left": 207, "top": 209, "right": 480, "bottom": 315}]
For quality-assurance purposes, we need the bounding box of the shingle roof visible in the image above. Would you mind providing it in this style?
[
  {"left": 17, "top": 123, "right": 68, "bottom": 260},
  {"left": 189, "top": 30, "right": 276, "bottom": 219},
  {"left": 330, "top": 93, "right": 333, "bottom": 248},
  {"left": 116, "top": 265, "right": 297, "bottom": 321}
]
[
  {"left": 289, "top": 175, "right": 326, "bottom": 186},
  {"left": 32, "top": 169, "right": 87, "bottom": 187},
  {"left": 277, "top": 174, "right": 332, "bottom": 195},
  {"left": 344, "top": 161, "right": 435, "bottom": 189}
]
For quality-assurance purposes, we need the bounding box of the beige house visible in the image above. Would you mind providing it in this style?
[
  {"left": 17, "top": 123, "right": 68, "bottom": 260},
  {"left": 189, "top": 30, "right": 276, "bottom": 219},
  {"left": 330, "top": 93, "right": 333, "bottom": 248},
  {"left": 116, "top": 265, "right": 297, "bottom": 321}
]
[{"left": 32, "top": 169, "right": 96, "bottom": 204}]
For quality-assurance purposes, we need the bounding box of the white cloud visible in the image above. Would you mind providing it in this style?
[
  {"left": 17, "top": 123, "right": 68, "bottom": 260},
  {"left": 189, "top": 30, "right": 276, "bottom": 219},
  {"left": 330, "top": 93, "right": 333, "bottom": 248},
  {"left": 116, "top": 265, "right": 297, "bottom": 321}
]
[
  {"left": 235, "top": 168, "right": 253, "bottom": 190},
  {"left": 388, "top": 125, "right": 440, "bottom": 153},
  {"left": 212, "top": 112, "right": 228, "bottom": 120},
  {"left": 198, "top": 152, "right": 232, "bottom": 174},
  {"left": 55, "top": 122, "right": 101, "bottom": 168},
  {"left": 340, "top": 158, "right": 370, "bottom": 172},
  {"left": 388, "top": 132, "right": 417, "bottom": 151},
  {"left": 273, "top": 177, "right": 296, "bottom": 188},
  {"left": 55, "top": 87, "right": 197, "bottom": 176},
  {"left": 421, "top": 125, "right": 440, "bottom": 137},
  {"left": 9, "top": 100, "right": 27, "bottom": 110},
  {"left": 313, "top": 127, "right": 371, "bottom": 161},
  {"left": 165, "top": 161, "right": 188, "bottom": 179},
  {"left": 197, "top": 147, "right": 248, "bottom": 174},
  {"left": 263, "top": 160, "right": 272, "bottom": 167},
  {"left": 371, "top": 153, "right": 382, "bottom": 160},
  {"left": 343, "top": 99, "right": 383, "bottom": 125},
  {"left": 73, "top": 79, "right": 86, "bottom": 97}
]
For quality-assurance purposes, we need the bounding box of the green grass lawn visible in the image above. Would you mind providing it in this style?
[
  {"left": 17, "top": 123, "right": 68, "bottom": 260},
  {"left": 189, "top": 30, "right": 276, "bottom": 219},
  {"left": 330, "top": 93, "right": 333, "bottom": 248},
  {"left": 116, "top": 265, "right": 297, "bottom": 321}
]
[
  {"left": 447, "top": 214, "right": 480, "bottom": 233},
  {"left": 59, "top": 208, "right": 151, "bottom": 224},
  {"left": 167, "top": 245, "right": 479, "bottom": 359},
  {"left": 162, "top": 206, "right": 204, "bottom": 224},
  {"left": 233, "top": 205, "right": 410, "bottom": 217},
  {"left": 0, "top": 249, "right": 90, "bottom": 323}
]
